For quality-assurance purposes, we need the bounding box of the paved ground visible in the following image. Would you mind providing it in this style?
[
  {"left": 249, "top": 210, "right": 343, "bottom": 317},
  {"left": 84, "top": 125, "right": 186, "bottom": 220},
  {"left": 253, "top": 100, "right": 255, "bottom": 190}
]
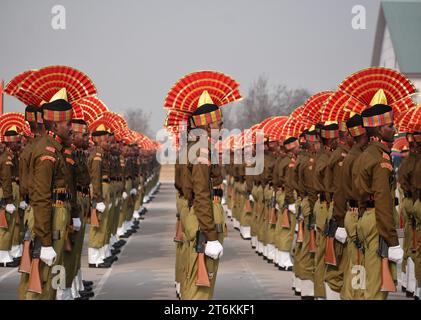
[{"left": 0, "top": 179, "right": 408, "bottom": 300}]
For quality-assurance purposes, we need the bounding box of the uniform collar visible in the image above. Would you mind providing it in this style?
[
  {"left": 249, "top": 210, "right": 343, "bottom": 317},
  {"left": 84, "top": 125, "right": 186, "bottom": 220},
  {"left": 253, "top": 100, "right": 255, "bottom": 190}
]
[
  {"left": 46, "top": 131, "right": 64, "bottom": 151},
  {"left": 369, "top": 140, "right": 390, "bottom": 154}
]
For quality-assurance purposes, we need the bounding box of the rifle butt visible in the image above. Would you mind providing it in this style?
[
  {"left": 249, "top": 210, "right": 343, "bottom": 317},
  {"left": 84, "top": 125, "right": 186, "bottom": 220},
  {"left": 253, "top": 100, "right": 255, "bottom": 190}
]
[
  {"left": 90, "top": 208, "right": 100, "bottom": 227},
  {"left": 18, "top": 240, "right": 32, "bottom": 274},
  {"left": 196, "top": 252, "right": 211, "bottom": 287},
  {"left": 27, "top": 259, "right": 42, "bottom": 294},
  {"left": 380, "top": 258, "right": 396, "bottom": 292},
  {"left": 281, "top": 208, "right": 290, "bottom": 229},
  {"left": 324, "top": 237, "right": 337, "bottom": 266},
  {"left": 309, "top": 229, "right": 316, "bottom": 253},
  {"left": 0, "top": 209, "right": 8, "bottom": 229}
]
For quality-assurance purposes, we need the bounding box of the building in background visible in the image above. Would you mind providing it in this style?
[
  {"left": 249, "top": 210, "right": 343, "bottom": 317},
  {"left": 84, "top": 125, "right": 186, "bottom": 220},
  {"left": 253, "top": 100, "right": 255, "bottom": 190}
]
[{"left": 372, "top": 0, "right": 421, "bottom": 102}]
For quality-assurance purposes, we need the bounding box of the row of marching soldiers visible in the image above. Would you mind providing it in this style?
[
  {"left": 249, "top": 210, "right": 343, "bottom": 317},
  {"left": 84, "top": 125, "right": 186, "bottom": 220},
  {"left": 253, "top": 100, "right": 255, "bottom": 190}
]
[
  {"left": 222, "top": 69, "right": 421, "bottom": 299},
  {"left": 0, "top": 90, "right": 161, "bottom": 300}
]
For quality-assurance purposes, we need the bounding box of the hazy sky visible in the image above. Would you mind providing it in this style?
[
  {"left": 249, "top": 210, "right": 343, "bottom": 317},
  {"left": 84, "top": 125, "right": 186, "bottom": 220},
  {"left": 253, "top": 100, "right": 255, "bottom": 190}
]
[{"left": 0, "top": 0, "right": 381, "bottom": 133}]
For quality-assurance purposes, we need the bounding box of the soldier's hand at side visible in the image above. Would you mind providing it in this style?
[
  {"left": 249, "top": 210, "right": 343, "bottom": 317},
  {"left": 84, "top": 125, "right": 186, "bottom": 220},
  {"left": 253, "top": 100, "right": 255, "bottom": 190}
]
[
  {"left": 19, "top": 201, "right": 28, "bottom": 210},
  {"left": 388, "top": 245, "right": 404, "bottom": 263},
  {"left": 72, "top": 218, "right": 82, "bottom": 231},
  {"left": 96, "top": 202, "right": 106, "bottom": 213},
  {"left": 40, "top": 246, "right": 57, "bottom": 266},
  {"left": 205, "top": 240, "right": 223, "bottom": 260},
  {"left": 334, "top": 227, "right": 347, "bottom": 243},
  {"left": 5, "top": 204, "right": 16, "bottom": 214},
  {"left": 249, "top": 194, "right": 254, "bottom": 202},
  {"left": 288, "top": 204, "right": 296, "bottom": 214},
  {"left": 122, "top": 192, "right": 128, "bottom": 200},
  {"left": 130, "top": 188, "right": 137, "bottom": 195}
]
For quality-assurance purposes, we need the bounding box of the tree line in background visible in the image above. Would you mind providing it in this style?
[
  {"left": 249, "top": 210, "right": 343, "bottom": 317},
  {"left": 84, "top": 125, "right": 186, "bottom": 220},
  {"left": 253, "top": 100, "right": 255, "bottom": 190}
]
[{"left": 223, "top": 75, "right": 311, "bottom": 130}]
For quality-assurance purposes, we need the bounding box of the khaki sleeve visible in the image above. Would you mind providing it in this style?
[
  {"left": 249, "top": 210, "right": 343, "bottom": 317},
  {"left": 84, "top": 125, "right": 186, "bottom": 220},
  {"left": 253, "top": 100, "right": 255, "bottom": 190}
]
[
  {"left": 192, "top": 163, "right": 218, "bottom": 241},
  {"left": 19, "top": 151, "right": 29, "bottom": 199},
  {"left": 1, "top": 155, "right": 13, "bottom": 202},
  {"left": 373, "top": 161, "right": 399, "bottom": 247},
  {"left": 32, "top": 153, "right": 55, "bottom": 246}
]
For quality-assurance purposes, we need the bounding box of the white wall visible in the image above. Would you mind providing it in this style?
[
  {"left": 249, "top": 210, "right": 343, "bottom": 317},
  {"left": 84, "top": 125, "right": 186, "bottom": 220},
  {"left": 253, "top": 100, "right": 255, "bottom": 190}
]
[
  {"left": 411, "top": 77, "right": 421, "bottom": 103},
  {"left": 379, "top": 25, "right": 399, "bottom": 70}
]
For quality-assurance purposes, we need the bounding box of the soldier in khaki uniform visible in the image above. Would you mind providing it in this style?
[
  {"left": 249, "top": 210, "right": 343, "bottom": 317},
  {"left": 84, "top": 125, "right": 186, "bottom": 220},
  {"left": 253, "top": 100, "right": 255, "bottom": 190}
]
[
  {"left": 336, "top": 114, "right": 367, "bottom": 300},
  {"left": 24, "top": 94, "right": 74, "bottom": 300},
  {"left": 293, "top": 128, "right": 319, "bottom": 299},
  {"left": 354, "top": 104, "right": 404, "bottom": 300},
  {"left": 312, "top": 123, "right": 338, "bottom": 299},
  {"left": 62, "top": 119, "right": 94, "bottom": 299},
  {"left": 88, "top": 124, "right": 114, "bottom": 268},
  {"left": 397, "top": 132, "right": 419, "bottom": 297},
  {"left": 323, "top": 121, "right": 354, "bottom": 299},
  {"left": 0, "top": 128, "right": 19, "bottom": 267},
  {"left": 410, "top": 132, "right": 421, "bottom": 300},
  {"left": 274, "top": 137, "right": 300, "bottom": 270},
  {"left": 17, "top": 106, "right": 45, "bottom": 298}
]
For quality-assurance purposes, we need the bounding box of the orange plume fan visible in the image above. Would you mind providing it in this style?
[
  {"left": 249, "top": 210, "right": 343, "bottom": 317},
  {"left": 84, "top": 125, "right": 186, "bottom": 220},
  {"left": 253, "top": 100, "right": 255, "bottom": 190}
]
[
  {"left": 0, "top": 112, "right": 31, "bottom": 141},
  {"left": 5, "top": 70, "right": 36, "bottom": 96},
  {"left": 164, "top": 110, "right": 190, "bottom": 128},
  {"left": 72, "top": 97, "right": 108, "bottom": 125},
  {"left": 102, "top": 111, "right": 128, "bottom": 132},
  {"left": 262, "top": 116, "right": 289, "bottom": 141},
  {"left": 301, "top": 92, "right": 334, "bottom": 123},
  {"left": 164, "top": 71, "right": 242, "bottom": 113},
  {"left": 396, "top": 105, "right": 421, "bottom": 133},
  {"left": 335, "top": 67, "right": 416, "bottom": 115},
  {"left": 17, "top": 65, "right": 97, "bottom": 106}
]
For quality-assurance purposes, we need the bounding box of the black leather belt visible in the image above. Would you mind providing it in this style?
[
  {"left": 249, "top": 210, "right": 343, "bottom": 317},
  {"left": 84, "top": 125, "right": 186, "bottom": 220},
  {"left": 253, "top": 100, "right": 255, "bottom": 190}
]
[
  {"left": 212, "top": 188, "right": 223, "bottom": 197},
  {"left": 76, "top": 185, "right": 90, "bottom": 195},
  {"left": 365, "top": 200, "right": 375, "bottom": 208},
  {"left": 52, "top": 192, "right": 72, "bottom": 201},
  {"left": 347, "top": 199, "right": 358, "bottom": 208}
]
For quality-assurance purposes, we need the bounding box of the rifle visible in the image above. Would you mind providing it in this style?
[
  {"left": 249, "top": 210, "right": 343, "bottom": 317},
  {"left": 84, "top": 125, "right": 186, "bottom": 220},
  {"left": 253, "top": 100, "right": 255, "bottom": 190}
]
[
  {"left": 378, "top": 236, "right": 397, "bottom": 292},
  {"left": 268, "top": 190, "right": 277, "bottom": 226},
  {"left": 245, "top": 193, "right": 252, "bottom": 213},
  {"left": 280, "top": 202, "right": 290, "bottom": 229},
  {"left": 296, "top": 205, "right": 304, "bottom": 243},
  {"left": 195, "top": 230, "right": 210, "bottom": 287},
  {"left": 173, "top": 213, "right": 183, "bottom": 242},
  {"left": 28, "top": 238, "right": 42, "bottom": 294},
  {"left": 64, "top": 225, "right": 75, "bottom": 252},
  {"left": 324, "top": 219, "right": 338, "bottom": 266},
  {"left": 353, "top": 236, "right": 364, "bottom": 265},
  {"left": 308, "top": 213, "right": 316, "bottom": 253},
  {"left": 19, "top": 228, "right": 32, "bottom": 274},
  {"left": 0, "top": 200, "right": 7, "bottom": 229},
  {"left": 411, "top": 215, "right": 417, "bottom": 253},
  {"left": 90, "top": 201, "right": 100, "bottom": 228}
]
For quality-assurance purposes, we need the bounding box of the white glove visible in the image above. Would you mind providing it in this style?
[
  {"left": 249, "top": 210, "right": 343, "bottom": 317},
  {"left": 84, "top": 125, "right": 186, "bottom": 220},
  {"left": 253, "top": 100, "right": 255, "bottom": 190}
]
[
  {"left": 40, "top": 246, "right": 57, "bottom": 266},
  {"left": 388, "top": 245, "right": 404, "bottom": 264},
  {"left": 288, "top": 204, "right": 296, "bottom": 214},
  {"left": 122, "top": 192, "right": 128, "bottom": 200},
  {"left": 5, "top": 204, "right": 16, "bottom": 214},
  {"left": 96, "top": 202, "right": 106, "bottom": 213},
  {"left": 19, "top": 201, "right": 28, "bottom": 210},
  {"left": 275, "top": 203, "right": 280, "bottom": 211},
  {"left": 130, "top": 188, "right": 137, "bottom": 195},
  {"left": 334, "top": 227, "right": 347, "bottom": 244},
  {"left": 223, "top": 179, "right": 227, "bottom": 185},
  {"left": 133, "top": 211, "right": 140, "bottom": 219},
  {"left": 249, "top": 194, "right": 254, "bottom": 202},
  {"left": 72, "top": 218, "right": 81, "bottom": 231},
  {"left": 204, "top": 240, "right": 223, "bottom": 260}
]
